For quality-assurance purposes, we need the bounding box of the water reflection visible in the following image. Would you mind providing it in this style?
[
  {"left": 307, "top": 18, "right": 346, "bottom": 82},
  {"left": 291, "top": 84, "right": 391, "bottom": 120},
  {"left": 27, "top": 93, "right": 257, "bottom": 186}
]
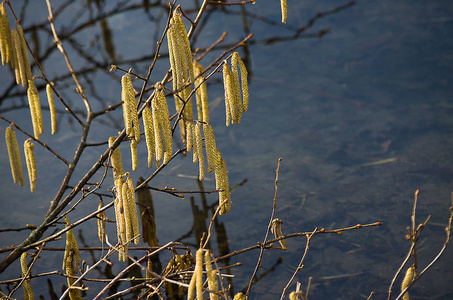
[{"left": 1, "top": 0, "right": 453, "bottom": 299}]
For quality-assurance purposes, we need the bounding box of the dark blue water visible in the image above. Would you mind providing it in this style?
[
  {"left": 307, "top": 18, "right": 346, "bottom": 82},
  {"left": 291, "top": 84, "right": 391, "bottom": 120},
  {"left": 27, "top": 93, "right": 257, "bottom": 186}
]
[{"left": 1, "top": 1, "right": 453, "bottom": 299}]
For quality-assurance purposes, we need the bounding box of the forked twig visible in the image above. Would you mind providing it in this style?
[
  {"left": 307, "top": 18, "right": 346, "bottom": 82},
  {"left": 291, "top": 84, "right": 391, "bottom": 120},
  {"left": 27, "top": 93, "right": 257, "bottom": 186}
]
[
  {"left": 246, "top": 157, "right": 283, "bottom": 297},
  {"left": 280, "top": 229, "right": 317, "bottom": 300}
]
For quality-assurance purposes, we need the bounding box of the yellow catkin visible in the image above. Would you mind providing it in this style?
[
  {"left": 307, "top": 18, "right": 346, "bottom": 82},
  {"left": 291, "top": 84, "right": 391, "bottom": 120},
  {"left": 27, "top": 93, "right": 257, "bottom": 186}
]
[
  {"left": 125, "top": 174, "right": 140, "bottom": 244},
  {"left": 21, "top": 253, "right": 34, "bottom": 300},
  {"left": 271, "top": 218, "right": 287, "bottom": 250},
  {"left": 0, "top": 4, "right": 13, "bottom": 66},
  {"left": 175, "top": 13, "right": 194, "bottom": 83},
  {"left": 205, "top": 252, "right": 219, "bottom": 300},
  {"left": 156, "top": 87, "right": 173, "bottom": 164},
  {"left": 222, "top": 63, "right": 232, "bottom": 126},
  {"left": 401, "top": 266, "right": 415, "bottom": 300},
  {"left": 122, "top": 180, "right": 134, "bottom": 244},
  {"left": 194, "top": 122, "right": 204, "bottom": 181},
  {"left": 27, "top": 79, "right": 44, "bottom": 140},
  {"left": 195, "top": 249, "right": 204, "bottom": 300},
  {"left": 168, "top": 12, "right": 194, "bottom": 144},
  {"left": 203, "top": 124, "right": 217, "bottom": 173},
  {"left": 62, "top": 217, "right": 83, "bottom": 300},
  {"left": 186, "top": 120, "right": 193, "bottom": 152},
  {"left": 62, "top": 216, "right": 80, "bottom": 273},
  {"left": 194, "top": 60, "right": 209, "bottom": 123},
  {"left": 188, "top": 249, "right": 204, "bottom": 300},
  {"left": 192, "top": 122, "right": 199, "bottom": 164},
  {"left": 5, "top": 126, "right": 24, "bottom": 186},
  {"left": 289, "top": 292, "right": 297, "bottom": 300},
  {"left": 114, "top": 176, "right": 127, "bottom": 262},
  {"left": 281, "top": 0, "right": 287, "bottom": 23},
  {"left": 142, "top": 105, "right": 155, "bottom": 168},
  {"left": 12, "top": 27, "right": 26, "bottom": 86},
  {"left": 187, "top": 268, "right": 196, "bottom": 300},
  {"left": 24, "top": 139, "right": 37, "bottom": 192},
  {"left": 230, "top": 54, "right": 243, "bottom": 124},
  {"left": 121, "top": 73, "right": 140, "bottom": 143},
  {"left": 108, "top": 136, "right": 124, "bottom": 177},
  {"left": 233, "top": 293, "right": 246, "bottom": 300},
  {"left": 97, "top": 199, "right": 106, "bottom": 243},
  {"left": 167, "top": 23, "right": 185, "bottom": 143},
  {"left": 232, "top": 52, "right": 249, "bottom": 112},
  {"left": 214, "top": 154, "right": 231, "bottom": 215},
  {"left": 151, "top": 97, "right": 163, "bottom": 165},
  {"left": 130, "top": 138, "right": 138, "bottom": 171},
  {"left": 46, "top": 84, "right": 57, "bottom": 135},
  {"left": 17, "top": 24, "right": 32, "bottom": 85},
  {"left": 10, "top": 27, "right": 20, "bottom": 83}
]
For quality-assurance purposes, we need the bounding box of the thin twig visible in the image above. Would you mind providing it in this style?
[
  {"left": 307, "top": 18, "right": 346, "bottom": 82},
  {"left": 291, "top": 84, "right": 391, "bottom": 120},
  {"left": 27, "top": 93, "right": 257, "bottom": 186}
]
[
  {"left": 0, "top": 116, "right": 69, "bottom": 165},
  {"left": 45, "top": 0, "right": 91, "bottom": 114},
  {"left": 8, "top": 242, "right": 45, "bottom": 298},
  {"left": 246, "top": 157, "right": 283, "bottom": 297},
  {"left": 93, "top": 241, "right": 182, "bottom": 300},
  {"left": 280, "top": 229, "right": 317, "bottom": 300}
]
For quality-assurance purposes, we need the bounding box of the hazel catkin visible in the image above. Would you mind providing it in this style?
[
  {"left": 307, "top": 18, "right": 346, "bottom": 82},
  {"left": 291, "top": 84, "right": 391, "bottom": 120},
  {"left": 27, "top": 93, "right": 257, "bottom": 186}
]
[
  {"left": 27, "top": 79, "right": 44, "bottom": 140},
  {"left": 0, "top": 4, "right": 13, "bottom": 66},
  {"left": 5, "top": 126, "right": 24, "bottom": 186},
  {"left": 24, "top": 139, "right": 37, "bottom": 192},
  {"left": 142, "top": 105, "right": 155, "bottom": 168},
  {"left": 121, "top": 72, "right": 140, "bottom": 143},
  {"left": 46, "top": 83, "right": 57, "bottom": 135},
  {"left": 20, "top": 253, "right": 34, "bottom": 300}
]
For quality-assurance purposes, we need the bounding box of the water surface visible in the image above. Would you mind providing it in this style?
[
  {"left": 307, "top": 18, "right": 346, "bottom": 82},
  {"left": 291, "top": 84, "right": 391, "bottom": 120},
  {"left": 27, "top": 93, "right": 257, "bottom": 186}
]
[{"left": 1, "top": 1, "right": 452, "bottom": 299}]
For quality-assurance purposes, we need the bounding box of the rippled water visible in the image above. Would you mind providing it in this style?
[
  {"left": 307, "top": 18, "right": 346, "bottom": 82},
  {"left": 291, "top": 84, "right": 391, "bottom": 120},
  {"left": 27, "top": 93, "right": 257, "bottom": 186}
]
[{"left": 1, "top": 1, "right": 453, "bottom": 299}]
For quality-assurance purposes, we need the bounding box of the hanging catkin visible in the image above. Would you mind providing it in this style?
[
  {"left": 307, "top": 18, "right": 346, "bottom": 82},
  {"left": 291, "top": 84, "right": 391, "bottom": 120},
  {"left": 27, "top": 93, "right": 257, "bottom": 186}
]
[
  {"left": 151, "top": 97, "right": 163, "bottom": 165},
  {"left": 0, "top": 4, "right": 13, "bottom": 66},
  {"left": 188, "top": 248, "right": 204, "bottom": 300},
  {"left": 167, "top": 11, "right": 194, "bottom": 144},
  {"left": 5, "top": 126, "right": 24, "bottom": 186},
  {"left": 194, "top": 122, "right": 204, "bottom": 181},
  {"left": 114, "top": 176, "right": 127, "bottom": 262},
  {"left": 27, "top": 79, "right": 44, "bottom": 140},
  {"left": 125, "top": 173, "right": 140, "bottom": 244},
  {"left": 214, "top": 154, "right": 231, "bottom": 215},
  {"left": 121, "top": 72, "right": 140, "bottom": 143},
  {"left": 203, "top": 124, "right": 218, "bottom": 173},
  {"left": 62, "top": 216, "right": 82, "bottom": 300},
  {"left": 281, "top": 0, "right": 287, "bottom": 23},
  {"left": 205, "top": 251, "right": 219, "bottom": 300},
  {"left": 186, "top": 120, "right": 193, "bottom": 152},
  {"left": 194, "top": 60, "right": 209, "bottom": 123},
  {"left": 231, "top": 52, "right": 249, "bottom": 112},
  {"left": 222, "top": 62, "right": 234, "bottom": 126},
  {"left": 97, "top": 199, "right": 106, "bottom": 243},
  {"left": 401, "top": 266, "right": 415, "bottom": 300},
  {"left": 223, "top": 54, "right": 249, "bottom": 126},
  {"left": 20, "top": 253, "right": 34, "bottom": 300},
  {"left": 11, "top": 27, "right": 27, "bottom": 86},
  {"left": 108, "top": 136, "right": 124, "bottom": 177},
  {"left": 16, "top": 24, "right": 32, "bottom": 85},
  {"left": 46, "top": 83, "right": 57, "bottom": 134},
  {"left": 24, "top": 139, "right": 37, "bottom": 192},
  {"left": 156, "top": 87, "right": 173, "bottom": 164},
  {"left": 142, "top": 105, "right": 155, "bottom": 168}
]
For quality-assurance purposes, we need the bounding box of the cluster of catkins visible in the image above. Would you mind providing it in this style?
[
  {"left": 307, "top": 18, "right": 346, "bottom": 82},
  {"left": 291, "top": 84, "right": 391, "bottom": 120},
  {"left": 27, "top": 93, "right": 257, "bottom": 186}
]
[{"left": 2, "top": 4, "right": 57, "bottom": 193}]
